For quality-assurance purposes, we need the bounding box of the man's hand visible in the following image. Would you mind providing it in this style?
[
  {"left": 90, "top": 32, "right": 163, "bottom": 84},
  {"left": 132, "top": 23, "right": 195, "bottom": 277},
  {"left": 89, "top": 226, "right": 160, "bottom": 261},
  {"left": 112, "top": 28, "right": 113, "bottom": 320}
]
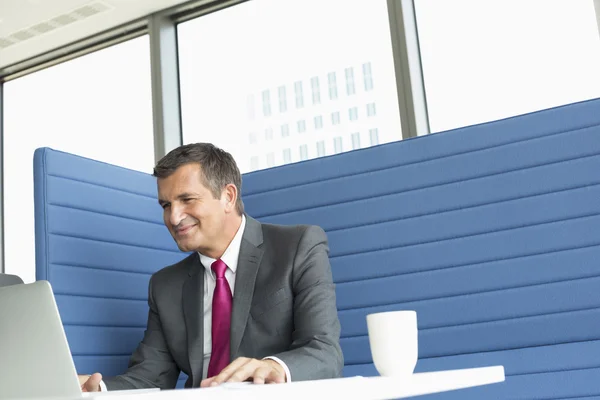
[
  {"left": 200, "top": 358, "right": 285, "bottom": 387},
  {"left": 78, "top": 373, "right": 103, "bottom": 392}
]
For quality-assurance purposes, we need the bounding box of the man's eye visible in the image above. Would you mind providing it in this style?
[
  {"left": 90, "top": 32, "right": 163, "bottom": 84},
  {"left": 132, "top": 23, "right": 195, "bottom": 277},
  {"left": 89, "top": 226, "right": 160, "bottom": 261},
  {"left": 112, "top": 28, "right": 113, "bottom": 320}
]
[
  {"left": 161, "top": 203, "right": 170, "bottom": 209},
  {"left": 182, "top": 198, "right": 193, "bottom": 203}
]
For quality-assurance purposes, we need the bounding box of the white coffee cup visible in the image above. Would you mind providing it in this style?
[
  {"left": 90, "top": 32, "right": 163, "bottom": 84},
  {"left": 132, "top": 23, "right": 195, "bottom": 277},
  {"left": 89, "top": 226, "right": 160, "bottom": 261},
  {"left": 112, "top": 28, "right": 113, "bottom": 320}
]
[{"left": 366, "top": 310, "right": 418, "bottom": 377}]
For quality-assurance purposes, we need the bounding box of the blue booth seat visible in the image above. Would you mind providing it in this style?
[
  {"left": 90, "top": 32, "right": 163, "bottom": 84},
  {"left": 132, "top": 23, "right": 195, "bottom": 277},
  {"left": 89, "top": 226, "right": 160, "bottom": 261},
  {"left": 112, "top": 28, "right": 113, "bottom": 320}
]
[{"left": 35, "top": 97, "right": 600, "bottom": 398}]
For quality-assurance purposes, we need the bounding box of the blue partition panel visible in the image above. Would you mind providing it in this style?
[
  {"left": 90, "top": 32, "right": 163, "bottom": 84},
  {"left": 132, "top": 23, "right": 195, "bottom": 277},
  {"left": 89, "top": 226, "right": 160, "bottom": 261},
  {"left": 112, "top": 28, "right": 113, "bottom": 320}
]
[
  {"left": 33, "top": 97, "right": 600, "bottom": 398},
  {"left": 33, "top": 149, "right": 189, "bottom": 388},
  {"left": 241, "top": 98, "right": 600, "bottom": 399}
]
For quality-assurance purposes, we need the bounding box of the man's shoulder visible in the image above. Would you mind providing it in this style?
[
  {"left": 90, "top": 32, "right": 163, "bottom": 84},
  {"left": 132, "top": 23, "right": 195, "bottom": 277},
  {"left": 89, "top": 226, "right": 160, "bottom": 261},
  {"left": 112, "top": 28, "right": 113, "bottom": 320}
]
[
  {"left": 151, "top": 252, "right": 198, "bottom": 282},
  {"left": 261, "top": 221, "right": 322, "bottom": 234},
  {"left": 259, "top": 221, "right": 327, "bottom": 244}
]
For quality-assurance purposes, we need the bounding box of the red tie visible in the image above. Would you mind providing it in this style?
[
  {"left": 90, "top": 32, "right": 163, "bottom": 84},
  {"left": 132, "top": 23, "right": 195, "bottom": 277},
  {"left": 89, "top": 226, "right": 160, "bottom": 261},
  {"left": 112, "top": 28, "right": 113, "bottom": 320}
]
[{"left": 207, "top": 259, "right": 232, "bottom": 378}]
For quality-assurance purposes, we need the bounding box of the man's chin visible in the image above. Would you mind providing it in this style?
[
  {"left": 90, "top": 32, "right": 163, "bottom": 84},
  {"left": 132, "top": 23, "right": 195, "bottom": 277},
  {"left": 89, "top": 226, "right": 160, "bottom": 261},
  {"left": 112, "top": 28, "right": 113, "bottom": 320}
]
[{"left": 175, "top": 240, "right": 198, "bottom": 253}]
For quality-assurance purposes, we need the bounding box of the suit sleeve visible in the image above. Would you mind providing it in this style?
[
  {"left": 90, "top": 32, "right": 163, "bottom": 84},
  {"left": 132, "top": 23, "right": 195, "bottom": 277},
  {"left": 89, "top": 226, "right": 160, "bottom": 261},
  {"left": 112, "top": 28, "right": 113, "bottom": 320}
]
[
  {"left": 103, "top": 274, "right": 181, "bottom": 390},
  {"left": 271, "top": 225, "right": 344, "bottom": 380}
]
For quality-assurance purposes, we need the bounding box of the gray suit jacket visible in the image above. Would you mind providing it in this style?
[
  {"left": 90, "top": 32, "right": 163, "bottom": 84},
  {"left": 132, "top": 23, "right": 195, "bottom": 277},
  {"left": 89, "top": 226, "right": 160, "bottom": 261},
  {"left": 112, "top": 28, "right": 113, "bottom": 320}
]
[{"left": 104, "top": 215, "right": 343, "bottom": 390}]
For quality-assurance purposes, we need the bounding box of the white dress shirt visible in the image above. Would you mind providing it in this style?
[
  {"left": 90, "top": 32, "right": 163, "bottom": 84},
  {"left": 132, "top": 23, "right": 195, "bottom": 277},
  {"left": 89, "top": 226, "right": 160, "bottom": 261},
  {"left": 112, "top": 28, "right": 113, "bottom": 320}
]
[{"left": 99, "top": 215, "right": 290, "bottom": 391}]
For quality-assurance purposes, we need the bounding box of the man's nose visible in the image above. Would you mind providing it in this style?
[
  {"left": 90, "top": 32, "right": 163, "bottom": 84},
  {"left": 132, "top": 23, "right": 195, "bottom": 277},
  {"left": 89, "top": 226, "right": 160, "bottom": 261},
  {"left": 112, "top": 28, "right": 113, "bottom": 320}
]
[{"left": 168, "top": 204, "right": 186, "bottom": 227}]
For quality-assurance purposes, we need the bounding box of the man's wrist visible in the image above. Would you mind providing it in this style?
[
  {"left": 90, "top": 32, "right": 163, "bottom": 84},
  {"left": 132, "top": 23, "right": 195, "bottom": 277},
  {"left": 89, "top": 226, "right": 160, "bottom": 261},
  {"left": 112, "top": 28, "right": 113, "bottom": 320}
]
[{"left": 263, "top": 356, "right": 291, "bottom": 383}]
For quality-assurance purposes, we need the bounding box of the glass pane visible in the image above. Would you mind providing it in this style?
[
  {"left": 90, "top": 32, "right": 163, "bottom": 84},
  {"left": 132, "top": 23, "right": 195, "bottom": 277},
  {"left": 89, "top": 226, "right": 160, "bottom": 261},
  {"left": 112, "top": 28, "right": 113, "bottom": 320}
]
[
  {"left": 299, "top": 144, "right": 309, "bottom": 160},
  {"left": 351, "top": 132, "right": 361, "bottom": 150},
  {"left": 3, "top": 36, "right": 154, "bottom": 282},
  {"left": 416, "top": 0, "right": 600, "bottom": 133},
  {"left": 178, "top": 0, "right": 402, "bottom": 172}
]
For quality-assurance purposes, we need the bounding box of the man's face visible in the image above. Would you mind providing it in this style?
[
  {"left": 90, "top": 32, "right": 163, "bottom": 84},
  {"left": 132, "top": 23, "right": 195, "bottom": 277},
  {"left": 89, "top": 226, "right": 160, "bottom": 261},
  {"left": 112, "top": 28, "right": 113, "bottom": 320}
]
[{"left": 157, "top": 163, "right": 229, "bottom": 254}]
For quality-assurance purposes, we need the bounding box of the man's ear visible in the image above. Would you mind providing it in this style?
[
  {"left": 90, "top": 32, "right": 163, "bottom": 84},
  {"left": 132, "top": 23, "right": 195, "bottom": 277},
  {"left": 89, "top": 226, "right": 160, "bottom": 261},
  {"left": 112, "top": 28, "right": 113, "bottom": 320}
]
[{"left": 222, "top": 184, "right": 238, "bottom": 213}]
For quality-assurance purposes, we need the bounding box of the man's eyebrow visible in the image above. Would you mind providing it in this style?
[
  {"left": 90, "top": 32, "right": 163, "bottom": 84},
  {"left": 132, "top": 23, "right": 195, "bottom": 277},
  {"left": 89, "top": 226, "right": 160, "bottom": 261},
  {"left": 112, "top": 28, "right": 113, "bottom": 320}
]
[
  {"left": 158, "top": 192, "right": 199, "bottom": 204},
  {"left": 176, "top": 192, "right": 197, "bottom": 199}
]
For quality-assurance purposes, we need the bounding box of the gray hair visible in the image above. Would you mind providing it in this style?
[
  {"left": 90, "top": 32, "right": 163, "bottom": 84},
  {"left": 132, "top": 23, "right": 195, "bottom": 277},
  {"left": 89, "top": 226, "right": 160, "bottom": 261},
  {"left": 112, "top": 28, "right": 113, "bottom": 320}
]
[{"left": 153, "top": 143, "right": 244, "bottom": 215}]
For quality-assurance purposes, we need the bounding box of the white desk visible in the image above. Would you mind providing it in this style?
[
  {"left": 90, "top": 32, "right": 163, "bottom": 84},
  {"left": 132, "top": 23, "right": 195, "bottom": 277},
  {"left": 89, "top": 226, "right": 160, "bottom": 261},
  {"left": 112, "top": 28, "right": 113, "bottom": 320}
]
[{"left": 81, "top": 366, "right": 505, "bottom": 400}]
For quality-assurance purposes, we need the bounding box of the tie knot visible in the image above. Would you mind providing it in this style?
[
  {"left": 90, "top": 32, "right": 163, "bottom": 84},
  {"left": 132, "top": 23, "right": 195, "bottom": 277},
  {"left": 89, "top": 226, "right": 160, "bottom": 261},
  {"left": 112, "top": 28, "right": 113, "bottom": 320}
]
[{"left": 211, "top": 259, "right": 227, "bottom": 279}]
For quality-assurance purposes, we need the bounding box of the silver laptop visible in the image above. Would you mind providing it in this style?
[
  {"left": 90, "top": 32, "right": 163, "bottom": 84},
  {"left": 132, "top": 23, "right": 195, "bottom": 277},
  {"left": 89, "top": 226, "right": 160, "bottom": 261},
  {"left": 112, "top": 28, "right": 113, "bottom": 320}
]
[
  {"left": 0, "top": 280, "right": 82, "bottom": 399},
  {"left": 0, "top": 281, "right": 160, "bottom": 399}
]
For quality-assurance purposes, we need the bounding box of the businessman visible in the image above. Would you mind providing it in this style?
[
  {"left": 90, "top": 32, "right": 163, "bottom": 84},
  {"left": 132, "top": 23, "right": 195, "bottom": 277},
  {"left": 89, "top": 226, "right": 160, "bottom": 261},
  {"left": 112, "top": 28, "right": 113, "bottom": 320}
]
[{"left": 79, "top": 143, "right": 343, "bottom": 391}]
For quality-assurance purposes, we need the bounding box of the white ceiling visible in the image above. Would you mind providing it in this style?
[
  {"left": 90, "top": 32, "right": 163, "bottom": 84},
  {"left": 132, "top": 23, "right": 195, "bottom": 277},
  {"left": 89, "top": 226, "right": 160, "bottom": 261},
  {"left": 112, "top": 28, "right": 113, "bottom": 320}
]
[{"left": 0, "top": 0, "right": 192, "bottom": 69}]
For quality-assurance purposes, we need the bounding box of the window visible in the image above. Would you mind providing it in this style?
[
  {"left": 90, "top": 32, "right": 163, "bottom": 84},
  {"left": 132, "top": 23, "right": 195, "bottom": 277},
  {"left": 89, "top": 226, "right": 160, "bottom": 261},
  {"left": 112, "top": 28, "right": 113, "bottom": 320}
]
[
  {"left": 294, "top": 81, "right": 304, "bottom": 108},
  {"left": 363, "top": 62, "right": 374, "bottom": 91},
  {"left": 328, "top": 72, "right": 338, "bottom": 100},
  {"left": 331, "top": 111, "right": 341, "bottom": 125},
  {"left": 299, "top": 144, "right": 309, "bottom": 160},
  {"left": 314, "top": 115, "right": 324, "bottom": 129},
  {"left": 3, "top": 36, "right": 153, "bottom": 283},
  {"left": 369, "top": 128, "right": 379, "bottom": 145},
  {"left": 351, "top": 132, "right": 361, "bottom": 149},
  {"left": 297, "top": 120, "right": 306, "bottom": 133},
  {"left": 265, "top": 127, "right": 274, "bottom": 140},
  {"left": 249, "top": 132, "right": 258, "bottom": 144},
  {"left": 266, "top": 152, "right": 275, "bottom": 167},
  {"left": 311, "top": 76, "right": 321, "bottom": 104},
  {"left": 366, "top": 102, "right": 377, "bottom": 116},
  {"left": 349, "top": 107, "right": 358, "bottom": 121},
  {"left": 334, "top": 137, "right": 344, "bottom": 153},
  {"left": 178, "top": 0, "right": 402, "bottom": 172},
  {"left": 283, "top": 148, "right": 292, "bottom": 164},
  {"left": 262, "top": 89, "right": 272, "bottom": 117},
  {"left": 316, "top": 140, "right": 326, "bottom": 157},
  {"left": 415, "top": 0, "right": 600, "bottom": 132},
  {"left": 278, "top": 85, "right": 287, "bottom": 112},
  {"left": 345, "top": 67, "right": 356, "bottom": 95},
  {"left": 281, "top": 124, "right": 290, "bottom": 137},
  {"left": 250, "top": 156, "right": 260, "bottom": 170}
]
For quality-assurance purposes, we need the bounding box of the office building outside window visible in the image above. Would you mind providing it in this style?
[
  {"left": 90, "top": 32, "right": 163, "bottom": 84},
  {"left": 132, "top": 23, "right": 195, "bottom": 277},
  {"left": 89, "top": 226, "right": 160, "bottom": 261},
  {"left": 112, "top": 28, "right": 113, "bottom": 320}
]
[
  {"left": 316, "top": 140, "right": 326, "bottom": 157},
  {"left": 178, "top": 0, "right": 403, "bottom": 173},
  {"left": 345, "top": 67, "right": 356, "bottom": 95},
  {"left": 331, "top": 111, "right": 340, "bottom": 125},
  {"left": 297, "top": 120, "right": 306, "bottom": 133},
  {"left": 363, "top": 62, "right": 374, "bottom": 91},
  {"left": 349, "top": 107, "right": 358, "bottom": 121},
  {"left": 294, "top": 80, "right": 304, "bottom": 108},
  {"left": 278, "top": 85, "right": 287, "bottom": 113},
  {"left": 334, "top": 137, "right": 343, "bottom": 153},
  {"left": 328, "top": 72, "right": 338, "bottom": 100},
  {"left": 311, "top": 76, "right": 321, "bottom": 104},
  {"left": 351, "top": 132, "right": 361, "bottom": 149},
  {"left": 366, "top": 102, "right": 376, "bottom": 117},
  {"left": 299, "top": 144, "right": 309, "bottom": 160},
  {"left": 314, "top": 115, "right": 323, "bottom": 129},
  {"left": 283, "top": 148, "right": 292, "bottom": 164},
  {"left": 250, "top": 156, "right": 259, "bottom": 170},
  {"left": 281, "top": 124, "right": 290, "bottom": 137},
  {"left": 369, "top": 128, "right": 379, "bottom": 145},
  {"left": 266, "top": 152, "right": 275, "bottom": 167},
  {"left": 262, "top": 89, "right": 272, "bottom": 116}
]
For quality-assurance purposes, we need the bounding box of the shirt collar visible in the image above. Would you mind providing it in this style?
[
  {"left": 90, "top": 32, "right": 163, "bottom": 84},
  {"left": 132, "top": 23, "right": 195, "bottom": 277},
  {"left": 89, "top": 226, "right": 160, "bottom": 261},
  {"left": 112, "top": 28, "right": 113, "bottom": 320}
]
[{"left": 198, "top": 214, "right": 246, "bottom": 275}]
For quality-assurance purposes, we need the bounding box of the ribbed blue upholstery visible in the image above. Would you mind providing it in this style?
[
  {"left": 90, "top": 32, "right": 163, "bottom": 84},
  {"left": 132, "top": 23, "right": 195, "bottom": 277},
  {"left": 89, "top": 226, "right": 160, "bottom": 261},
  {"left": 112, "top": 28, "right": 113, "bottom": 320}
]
[
  {"left": 33, "top": 97, "right": 600, "bottom": 398},
  {"left": 240, "top": 98, "right": 600, "bottom": 399},
  {"left": 33, "top": 149, "right": 190, "bottom": 388}
]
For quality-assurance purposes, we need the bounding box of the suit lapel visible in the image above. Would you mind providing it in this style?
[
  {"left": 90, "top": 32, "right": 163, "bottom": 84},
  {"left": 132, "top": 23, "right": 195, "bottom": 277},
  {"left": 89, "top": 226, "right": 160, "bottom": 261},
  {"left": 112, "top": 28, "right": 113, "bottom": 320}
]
[
  {"left": 182, "top": 253, "right": 204, "bottom": 387},
  {"left": 230, "top": 216, "right": 264, "bottom": 357}
]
